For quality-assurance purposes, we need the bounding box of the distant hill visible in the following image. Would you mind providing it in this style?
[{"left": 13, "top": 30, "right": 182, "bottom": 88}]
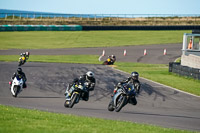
[
  {"left": 0, "top": 9, "right": 64, "bottom": 14},
  {"left": 0, "top": 9, "right": 99, "bottom": 18}
]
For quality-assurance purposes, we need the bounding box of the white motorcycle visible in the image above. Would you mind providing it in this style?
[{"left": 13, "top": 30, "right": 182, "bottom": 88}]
[{"left": 10, "top": 76, "right": 24, "bottom": 97}]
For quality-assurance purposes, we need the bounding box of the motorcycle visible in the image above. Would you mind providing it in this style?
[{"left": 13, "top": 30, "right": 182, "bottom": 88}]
[
  {"left": 108, "top": 83, "right": 136, "bottom": 112},
  {"left": 103, "top": 58, "right": 114, "bottom": 65},
  {"left": 64, "top": 81, "right": 88, "bottom": 108},
  {"left": 18, "top": 56, "right": 26, "bottom": 66},
  {"left": 9, "top": 76, "right": 24, "bottom": 97}
]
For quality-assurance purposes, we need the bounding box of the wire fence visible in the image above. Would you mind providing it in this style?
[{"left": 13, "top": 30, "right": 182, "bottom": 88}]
[
  {"left": 1, "top": 13, "right": 200, "bottom": 26},
  {"left": 1, "top": 13, "right": 200, "bottom": 20}
]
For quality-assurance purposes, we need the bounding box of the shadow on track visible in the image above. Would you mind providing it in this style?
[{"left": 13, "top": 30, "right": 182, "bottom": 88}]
[
  {"left": 141, "top": 83, "right": 167, "bottom": 101},
  {"left": 73, "top": 107, "right": 106, "bottom": 111}
]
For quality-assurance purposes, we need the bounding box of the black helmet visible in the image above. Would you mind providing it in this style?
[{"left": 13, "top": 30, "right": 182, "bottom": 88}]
[
  {"left": 86, "top": 71, "right": 94, "bottom": 80},
  {"left": 131, "top": 71, "right": 139, "bottom": 80},
  {"left": 17, "top": 68, "right": 22, "bottom": 74}
]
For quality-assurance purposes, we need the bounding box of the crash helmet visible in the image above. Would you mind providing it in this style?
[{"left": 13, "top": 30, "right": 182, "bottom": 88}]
[
  {"left": 131, "top": 71, "right": 139, "bottom": 80},
  {"left": 26, "top": 52, "right": 30, "bottom": 56},
  {"left": 111, "top": 55, "right": 116, "bottom": 59},
  {"left": 17, "top": 68, "right": 22, "bottom": 74},
  {"left": 86, "top": 71, "right": 94, "bottom": 80}
]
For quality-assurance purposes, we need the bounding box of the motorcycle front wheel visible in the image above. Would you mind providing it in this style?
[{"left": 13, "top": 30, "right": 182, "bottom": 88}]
[
  {"left": 13, "top": 86, "right": 20, "bottom": 97},
  {"left": 103, "top": 61, "right": 108, "bottom": 65},
  {"left": 64, "top": 100, "right": 70, "bottom": 108},
  {"left": 115, "top": 95, "right": 127, "bottom": 112},
  {"left": 108, "top": 101, "right": 114, "bottom": 111},
  {"left": 18, "top": 61, "right": 22, "bottom": 66},
  {"left": 68, "top": 93, "right": 79, "bottom": 108}
]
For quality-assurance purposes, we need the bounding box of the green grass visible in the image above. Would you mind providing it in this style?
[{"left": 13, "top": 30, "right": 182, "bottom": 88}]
[
  {"left": 0, "top": 30, "right": 190, "bottom": 49},
  {"left": 0, "top": 55, "right": 101, "bottom": 64},
  {"left": 0, "top": 105, "right": 194, "bottom": 133},
  {"left": 115, "top": 62, "right": 200, "bottom": 96}
]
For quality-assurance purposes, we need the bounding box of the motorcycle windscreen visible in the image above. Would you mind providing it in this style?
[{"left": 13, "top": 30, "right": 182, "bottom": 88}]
[
  {"left": 16, "top": 75, "right": 22, "bottom": 80},
  {"left": 126, "top": 84, "right": 135, "bottom": 95}
]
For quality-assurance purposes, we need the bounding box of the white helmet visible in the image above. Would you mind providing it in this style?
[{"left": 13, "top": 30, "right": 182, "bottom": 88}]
[
  {"left": 86, "top": 71, "right": 94, "bottom": 78},
  {"left": 26, "top": 52, "right": 30, "bottom": 56}
]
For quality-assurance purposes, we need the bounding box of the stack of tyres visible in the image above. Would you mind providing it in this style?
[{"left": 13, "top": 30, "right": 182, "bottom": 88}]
[
  {"left": 192, "top": 68, "right": 200, "bottom": 80},
  {"left": 169, "top": 62, "right": 200, "bottom": 80}
]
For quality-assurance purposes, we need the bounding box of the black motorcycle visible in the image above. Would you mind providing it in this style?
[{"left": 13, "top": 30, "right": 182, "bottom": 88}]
[
  {"left": 102, "top": 58, "right": 115, "bottom": 65},
  {"left": 108, "top": 83, "right": 136, "bottom": 112},
  {"left": 64, "top": 81, "right": 88, "bottom": 108}
]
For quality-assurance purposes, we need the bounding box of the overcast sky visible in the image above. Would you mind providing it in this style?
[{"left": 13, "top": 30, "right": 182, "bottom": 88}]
[{"left": 0, "top": 0, "right": 200, "bottom": 14}]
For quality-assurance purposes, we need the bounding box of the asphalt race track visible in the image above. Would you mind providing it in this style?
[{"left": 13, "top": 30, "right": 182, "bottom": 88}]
[{"left": 0, "top": 44, "right": 200, "bottom": 131}]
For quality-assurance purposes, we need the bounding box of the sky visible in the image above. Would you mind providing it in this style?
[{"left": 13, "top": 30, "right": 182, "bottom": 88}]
[{"left": 0, "top": 0, "right": 200, "bottom": 14}]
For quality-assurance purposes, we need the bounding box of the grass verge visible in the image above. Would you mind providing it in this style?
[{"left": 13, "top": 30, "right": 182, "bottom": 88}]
[
  {"left": 0, "top": 104, "right": 193, "bottom": 133},
  {"left": 0, "top": 30, "right": 190, "bottom": 49},
  {"left": 0, "top": 55, "right": 101, "bottom": 64}
]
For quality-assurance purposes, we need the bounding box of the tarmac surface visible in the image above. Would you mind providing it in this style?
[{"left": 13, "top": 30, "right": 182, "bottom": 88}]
[{"left": 0, "top": 44, "right": 200, "bottom": 131}]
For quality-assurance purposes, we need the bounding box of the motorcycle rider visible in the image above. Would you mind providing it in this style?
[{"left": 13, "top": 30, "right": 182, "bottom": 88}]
[
  {"left": 9, "top": 68, "right": 27, "bottom": 88},
  {"left": 20, "top": 52, "right": 30, "bottom": 61},
  {"left": 65, "top": 71, "right": 96, "bottom": 101},
  {"left": 111, "top": 71, "right": 141, "bottom": 105},
  {"left": 107, "top": 55, "right": 116, "bottom": 65}
]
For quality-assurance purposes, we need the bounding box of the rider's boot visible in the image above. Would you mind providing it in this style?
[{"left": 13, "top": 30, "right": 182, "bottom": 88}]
[
  {"left": 23, "top": 83, "right": 27, "bottom": 88},
  {"left": 130, "top": 96, "right": 137, "bottom": 105},
  {"left": 82, "top": 92, "right": 89, "bottom": 101}
]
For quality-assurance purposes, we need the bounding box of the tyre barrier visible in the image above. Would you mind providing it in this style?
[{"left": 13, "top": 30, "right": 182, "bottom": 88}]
[
  {"left": 83, "top": 25, "right": 200, "bottom": 31},
  {"left": 1, "top": 25, "right": 199, "bottom": 31},
  {"left": 0, "top": 25, "right": 82, "bottom": 31},
  {"left": 169, "top": 62, "right": 200, "bottom": 80}
]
